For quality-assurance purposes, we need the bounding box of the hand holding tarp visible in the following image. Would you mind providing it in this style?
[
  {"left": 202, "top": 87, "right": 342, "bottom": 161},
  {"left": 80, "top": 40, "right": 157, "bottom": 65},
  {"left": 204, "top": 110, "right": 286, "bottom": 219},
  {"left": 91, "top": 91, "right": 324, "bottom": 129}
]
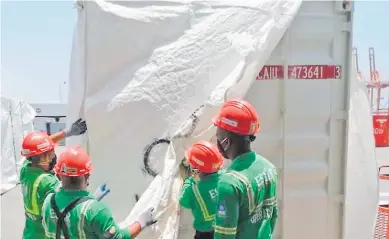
[
  {"left": 179, "top": 159, "right": 191, "bottom": 180},
  {"left": 137, "top": 207, "right": 157, "bottom": 229}
]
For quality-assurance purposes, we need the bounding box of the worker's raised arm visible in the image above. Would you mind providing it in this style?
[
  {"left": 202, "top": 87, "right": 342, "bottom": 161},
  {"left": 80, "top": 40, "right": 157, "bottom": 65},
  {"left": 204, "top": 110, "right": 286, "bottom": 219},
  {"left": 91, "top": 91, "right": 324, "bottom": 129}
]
[
  {"left": 179, "top": 177, "right": 195, "bottom": 209},
  {"left": 92, "top": 205, "right": 156, "bottom": 239},
  {"left": 49, "top": 131, "right": 66, "bottom": 144},
  {"left": 49, "top": 118, "right": 87, "bottom": 143},
  {"left": 214, "top": 182, "right": 239, "bottom": 239}
]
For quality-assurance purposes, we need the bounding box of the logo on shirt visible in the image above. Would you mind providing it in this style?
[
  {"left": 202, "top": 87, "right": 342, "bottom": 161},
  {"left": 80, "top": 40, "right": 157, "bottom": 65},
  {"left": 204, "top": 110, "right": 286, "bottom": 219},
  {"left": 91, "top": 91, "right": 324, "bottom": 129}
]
[
  {"left": 218, "top": 203, "right": 226, "bottom": 217},
  {"left": 250, "top": 210, "right": 263, "bottom": 224},
  {"left": 208, "top": 189, "right": 218, "bottom": 200}
]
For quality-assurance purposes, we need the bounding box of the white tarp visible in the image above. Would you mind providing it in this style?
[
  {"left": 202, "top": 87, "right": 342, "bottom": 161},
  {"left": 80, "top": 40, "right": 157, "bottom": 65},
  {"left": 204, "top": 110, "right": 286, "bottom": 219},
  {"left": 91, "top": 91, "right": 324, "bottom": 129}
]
[
  {"left": 343, "top": 59, "right": 379, "bottom": 239},
  {"left": 1, "top": 97, "right": 36, "bottom": 194},
  {"left": 67, "top": 1, "right": 302, "bottom": 238}
]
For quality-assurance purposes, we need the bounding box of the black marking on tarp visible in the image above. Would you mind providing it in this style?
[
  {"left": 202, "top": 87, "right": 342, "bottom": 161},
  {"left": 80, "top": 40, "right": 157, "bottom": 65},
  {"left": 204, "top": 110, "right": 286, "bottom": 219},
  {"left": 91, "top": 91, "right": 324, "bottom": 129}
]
[
  {"left": 142, "top": 104, "right": 206, "bottom": 178},
  {"left": 143, "top": 138, "right": 171, "bottom": 177}
]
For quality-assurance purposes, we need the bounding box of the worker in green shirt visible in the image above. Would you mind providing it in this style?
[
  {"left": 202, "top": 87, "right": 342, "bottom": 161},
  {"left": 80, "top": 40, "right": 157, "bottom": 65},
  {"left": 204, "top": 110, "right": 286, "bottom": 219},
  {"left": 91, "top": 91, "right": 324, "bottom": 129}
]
[
  {"left": 20, "top": 118, "right": 88, "bottom": 239},
  {"left": 180, "top": 140, "right": 224, "bottom": 239},
  {"left": 212, "top": 99, "right": 279, "bottom": 239},
  {"left": 41, "top": 145, "right": 157, "bottom": 239}
]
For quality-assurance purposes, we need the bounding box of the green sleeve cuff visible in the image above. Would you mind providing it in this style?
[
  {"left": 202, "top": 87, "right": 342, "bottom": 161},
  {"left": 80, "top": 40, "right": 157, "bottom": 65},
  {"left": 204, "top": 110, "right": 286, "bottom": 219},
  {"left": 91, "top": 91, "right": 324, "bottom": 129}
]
[
  {"left": 179, "top": 177, "right": 194, "bottom": 209},
  {"left": 121, "top": 228, "right": 133, "bottom": 239}
]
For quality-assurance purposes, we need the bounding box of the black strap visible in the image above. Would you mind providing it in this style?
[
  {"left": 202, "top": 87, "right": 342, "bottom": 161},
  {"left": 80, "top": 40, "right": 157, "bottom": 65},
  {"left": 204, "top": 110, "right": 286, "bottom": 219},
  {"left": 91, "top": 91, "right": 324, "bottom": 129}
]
[{"left": 50, "top": 193, "right": 90, "bottom": 239}]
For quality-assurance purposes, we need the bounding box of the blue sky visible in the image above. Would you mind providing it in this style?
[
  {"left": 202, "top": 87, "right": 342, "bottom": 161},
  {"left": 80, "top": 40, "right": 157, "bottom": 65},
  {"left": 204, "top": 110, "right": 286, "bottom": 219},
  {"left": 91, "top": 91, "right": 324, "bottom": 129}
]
[{"left": 1, "top": 1, "right": 388, "bottom": 103}]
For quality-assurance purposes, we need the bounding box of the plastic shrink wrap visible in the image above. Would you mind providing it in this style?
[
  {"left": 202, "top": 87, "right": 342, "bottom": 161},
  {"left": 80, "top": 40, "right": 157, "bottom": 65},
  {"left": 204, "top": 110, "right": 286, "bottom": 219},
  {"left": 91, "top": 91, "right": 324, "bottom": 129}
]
[
  {"left": 67, "top": 1, "right": 378, "bottom": 239},
  {"left": 67, "top": 1, "right": 301, "bottom": 238},
  {"left": 1, "top": 97, "right": 36, "bottom": 194}
]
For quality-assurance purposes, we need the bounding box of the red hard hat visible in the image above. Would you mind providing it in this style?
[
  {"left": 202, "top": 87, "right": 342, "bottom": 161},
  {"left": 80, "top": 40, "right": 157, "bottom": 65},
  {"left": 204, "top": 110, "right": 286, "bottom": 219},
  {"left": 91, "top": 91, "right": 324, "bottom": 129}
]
[
  {"left": 21, "top": 131, "right": 56, "bottom": 157},
  {"left": 185, "top": 140, "right": 223, "bottom": 173},
  {"left": 54, "top": 146, "right": 92, "bottom": 177},
  {"left": 212, "top": 99, "right": 260, "bottom": 135}
]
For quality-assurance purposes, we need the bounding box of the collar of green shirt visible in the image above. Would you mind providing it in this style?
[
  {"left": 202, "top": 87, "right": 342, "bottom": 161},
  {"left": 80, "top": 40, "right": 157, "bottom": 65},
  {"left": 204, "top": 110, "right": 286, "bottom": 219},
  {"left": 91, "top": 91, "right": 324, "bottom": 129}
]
[
  {"left": 228, "top": 151, "right": 256, "bottom": 170},
  {"left": 200, "top": 171, "right": 221, "bottom": 181},
  {"left": 59, "top": 188, "right": 90, "bottom": 197}
]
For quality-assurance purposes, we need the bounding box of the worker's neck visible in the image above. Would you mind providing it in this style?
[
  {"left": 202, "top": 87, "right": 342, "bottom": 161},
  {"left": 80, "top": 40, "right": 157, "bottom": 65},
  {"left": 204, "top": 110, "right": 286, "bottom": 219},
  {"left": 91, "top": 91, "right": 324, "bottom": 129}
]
[
  {"left": 62, "top": 185, "right": 87, "bottom": 191},
  {"left": 199, "top": 172, "right": 216, "bottom": 179},
  {"left": 231, "top": 146, "right": 251, "bottom": 160},
  {"left": 31, "top": 163, "right": 47, "bottom": 171},
  {"left": 63, "top": 188, "right": 87, "bottom": 192}
]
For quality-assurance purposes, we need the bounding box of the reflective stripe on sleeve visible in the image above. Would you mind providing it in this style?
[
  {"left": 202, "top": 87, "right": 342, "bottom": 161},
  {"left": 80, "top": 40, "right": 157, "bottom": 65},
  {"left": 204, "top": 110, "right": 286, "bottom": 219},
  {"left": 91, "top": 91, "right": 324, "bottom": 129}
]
[
  {"left": 263, "top": 197, "right": 277, "bottom": 206},
  {"left": 214, "top": 225, "right": 237, "bottom": 235}
]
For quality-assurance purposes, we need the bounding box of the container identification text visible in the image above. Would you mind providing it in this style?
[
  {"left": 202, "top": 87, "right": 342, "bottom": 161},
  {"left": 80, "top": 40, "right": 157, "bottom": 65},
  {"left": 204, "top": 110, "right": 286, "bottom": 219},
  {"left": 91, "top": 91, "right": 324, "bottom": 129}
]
[{"left": 256, "top": 65, "right": 342, "bottom": 80}]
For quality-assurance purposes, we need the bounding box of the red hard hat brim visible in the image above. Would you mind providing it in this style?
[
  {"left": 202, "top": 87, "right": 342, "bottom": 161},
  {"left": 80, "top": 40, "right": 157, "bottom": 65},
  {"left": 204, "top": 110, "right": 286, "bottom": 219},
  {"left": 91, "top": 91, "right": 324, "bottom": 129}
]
[{"left": 22, "top": 144, "right": 57, "bottom": 157}]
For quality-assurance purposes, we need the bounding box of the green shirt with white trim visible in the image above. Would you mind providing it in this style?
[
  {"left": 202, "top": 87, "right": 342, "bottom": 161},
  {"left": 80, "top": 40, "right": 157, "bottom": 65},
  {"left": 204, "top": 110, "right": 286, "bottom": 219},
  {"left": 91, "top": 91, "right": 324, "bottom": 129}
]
[
  {"left": 20, "top": 159, "right": 60, "bottom": 239},
  {"left": 41, "top": 189, "right": 132, "bottom": 239},
  {"left": 214, "top": 152, "right": 279, "bottom": 239},
  {"left": 179, "top": 171, "right": 222, "bottom": 232}
]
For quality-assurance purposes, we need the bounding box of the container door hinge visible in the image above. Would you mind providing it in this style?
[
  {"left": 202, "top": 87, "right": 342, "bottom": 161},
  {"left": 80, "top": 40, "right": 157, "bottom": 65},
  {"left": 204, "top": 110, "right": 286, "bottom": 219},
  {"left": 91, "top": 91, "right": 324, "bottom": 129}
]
[
  {"left": 332, "top": 194, "right": 345, "bottom": 204},
  {"left": 341, "top": 22, "right": 353, "bottom": 32},
  {"left": 333, "top": 110, "right": 348, "bottom": 120},
  {"left": 336, "top": 1, "right": 353, "bottom": 12}
]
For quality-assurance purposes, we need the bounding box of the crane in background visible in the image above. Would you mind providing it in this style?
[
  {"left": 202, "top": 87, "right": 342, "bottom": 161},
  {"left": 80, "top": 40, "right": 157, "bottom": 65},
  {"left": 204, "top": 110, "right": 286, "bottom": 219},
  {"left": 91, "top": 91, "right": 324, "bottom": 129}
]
[
  {"left": 369, "top": 47, "right": 380, "bottom": 110},
  {"left": 368, "top": 47, "right": 389, "bottom": 112},
  {"left": 364, "top": 47, "right": 389, "bottom": 147},
  {"left": 353, "top": 47, "right": 364, "bottom": 82}
]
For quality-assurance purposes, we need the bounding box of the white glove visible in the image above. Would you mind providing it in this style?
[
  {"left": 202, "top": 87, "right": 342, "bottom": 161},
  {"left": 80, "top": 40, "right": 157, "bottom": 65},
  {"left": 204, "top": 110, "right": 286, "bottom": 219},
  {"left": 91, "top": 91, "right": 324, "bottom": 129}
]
[
  {"left": 137, "top": 207, "right": 157, "bottom": 229},
  {"left": 93, "top": 183, "right": 110, "bottom": 201}
]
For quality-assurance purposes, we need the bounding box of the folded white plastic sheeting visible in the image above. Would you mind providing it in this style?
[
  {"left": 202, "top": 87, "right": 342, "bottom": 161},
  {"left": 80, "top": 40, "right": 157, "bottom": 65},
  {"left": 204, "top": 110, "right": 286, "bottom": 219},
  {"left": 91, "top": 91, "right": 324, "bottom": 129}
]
[
  {"left": 1, "top": 97, "right": 36, "bottom": 194},
  {"left": 343, "top": 60, "right": 379, "bottom": 239},
  {"left": 67, "top": 1, "right": 302, "bottom": 238}
]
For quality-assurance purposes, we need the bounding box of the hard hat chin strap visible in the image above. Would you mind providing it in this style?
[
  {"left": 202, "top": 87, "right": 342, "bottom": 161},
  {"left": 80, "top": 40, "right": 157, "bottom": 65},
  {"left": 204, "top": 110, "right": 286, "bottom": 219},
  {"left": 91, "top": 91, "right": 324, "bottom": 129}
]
[
  {"left": 49, "top": 155, "right": 57, "bottom": 171},
  {"left": 217, "top": 138, "right": 230, "bottom": 159}
]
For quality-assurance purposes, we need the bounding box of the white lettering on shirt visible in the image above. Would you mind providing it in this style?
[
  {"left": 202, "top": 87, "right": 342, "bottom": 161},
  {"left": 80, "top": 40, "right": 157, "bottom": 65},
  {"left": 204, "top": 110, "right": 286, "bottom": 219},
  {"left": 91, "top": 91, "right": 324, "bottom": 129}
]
[{"left": 209, "top": 189, "right": 218, "bottom": 200}]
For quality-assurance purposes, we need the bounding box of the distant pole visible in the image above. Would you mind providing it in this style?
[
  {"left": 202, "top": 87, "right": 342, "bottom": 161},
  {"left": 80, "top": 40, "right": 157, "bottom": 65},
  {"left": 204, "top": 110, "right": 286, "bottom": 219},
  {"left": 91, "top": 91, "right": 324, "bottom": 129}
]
[
  {"left": 59, "top": 81, "right": 66, "bottom": 103},
  {"left": 59, "top": 83, "right": 62, "bottom": 103}
]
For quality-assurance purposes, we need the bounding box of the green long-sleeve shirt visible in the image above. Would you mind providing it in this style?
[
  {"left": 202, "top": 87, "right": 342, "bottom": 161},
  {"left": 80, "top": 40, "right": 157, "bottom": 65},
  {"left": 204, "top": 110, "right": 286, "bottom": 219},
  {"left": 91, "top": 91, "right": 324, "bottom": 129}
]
[
  {"left": 214, "top": 152, "right": 278, "bottom": 239},
  {"left": 20, "top": 160, "right": 60, "bottom": 239},
  {"left": 179, "top": 172, "right": 222, "bottom": 232},
  {"left": 41, "top": 189, "right": 132, "bottom": 239}
]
